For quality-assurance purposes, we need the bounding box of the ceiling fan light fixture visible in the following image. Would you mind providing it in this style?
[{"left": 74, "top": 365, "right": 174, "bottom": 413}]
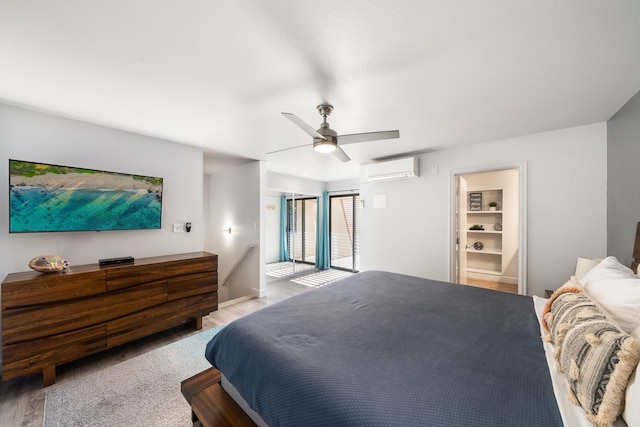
[
  {"left": 279, "top": 104, "right": 399, "bottom": 164},
  {"left": 313, "top": 139, "right": 337, "bottom": 153}
]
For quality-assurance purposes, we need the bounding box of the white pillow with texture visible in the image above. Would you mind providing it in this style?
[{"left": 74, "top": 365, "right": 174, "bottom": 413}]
[{"left": 581, "top": 256, "right": 640, "bottom": 334}]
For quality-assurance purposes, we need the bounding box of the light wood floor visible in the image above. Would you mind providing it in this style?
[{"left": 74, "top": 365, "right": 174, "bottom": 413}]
[
  {"left": 0, "top": 274, "right": 516, "bottom": 426},
  {"left": 465, "top": 277, "right": 518, "bottom": 294},
  {"left": 0, "top": 278, "right": 310, "bottom": 427}
]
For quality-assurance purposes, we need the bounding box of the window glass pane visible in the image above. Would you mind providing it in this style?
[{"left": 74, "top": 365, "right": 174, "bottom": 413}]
[
  {"left": 293, "top": 200, "right": 303, "bottom": 262},
  {"left": 354, "top": 195, "right": 360, "bottom": 271},
  {"left": 287, "top": 198, "right": 317, "bottom": 264},
  {"left": 330, "top": 195, "right": 359, "bottom": 272},
  {"left": 303, "top": 198, "right": 317, "bottom": 263}
]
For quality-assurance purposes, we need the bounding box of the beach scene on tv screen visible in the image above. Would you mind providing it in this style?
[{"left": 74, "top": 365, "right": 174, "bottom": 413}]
[{"left": 9, "top": 160, "right": 163, "bottom": 232}]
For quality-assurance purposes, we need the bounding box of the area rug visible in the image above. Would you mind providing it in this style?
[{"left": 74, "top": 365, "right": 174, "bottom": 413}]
[{"left": 43, "top": 325, "right": 225, "bottom": 427}]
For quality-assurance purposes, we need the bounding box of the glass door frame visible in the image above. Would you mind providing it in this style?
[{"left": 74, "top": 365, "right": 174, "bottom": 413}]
[
  {"left": 329, "top": 194, "right": 360, "bottom": 273},
  {"left": 286, "top": 196, "right": 317, "bottom": 266}
]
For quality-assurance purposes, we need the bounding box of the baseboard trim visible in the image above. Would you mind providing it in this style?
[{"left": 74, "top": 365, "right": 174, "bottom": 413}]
[{"left": 219, "top": 295, "right": 254, "bottom": 308}]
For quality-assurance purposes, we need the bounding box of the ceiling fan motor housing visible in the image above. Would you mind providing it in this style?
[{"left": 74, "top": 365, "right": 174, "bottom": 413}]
[
  {"left": 316, "top": 122, "right": 337, "bottom": 139},
  {"left": 316, "top": 104, "right": 334, "bottom": 117}
]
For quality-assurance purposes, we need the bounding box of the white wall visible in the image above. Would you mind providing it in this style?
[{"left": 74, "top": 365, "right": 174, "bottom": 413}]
[
  {"left": 267, "top": 172, "right": 324, "bottom": 196},
  {"left": 359, "top": 123, "right": 607, "bottom": 297},
  {"left": 205, "top": 161, "right": 262, "bottom": 302},
  {"left": 607, "top": 89, "right": 640, "bottom": 266},
  {"left": 326, "top": 179, "right": 360, "bottom": 194},
  {"left": 0, "top": 103, "right": 204, "bottom": 281}
]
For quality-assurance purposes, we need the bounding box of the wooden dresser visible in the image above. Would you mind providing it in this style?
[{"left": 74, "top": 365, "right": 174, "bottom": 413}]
[{"left": 1, "top": 251, "right": 218, "bottom": 386}]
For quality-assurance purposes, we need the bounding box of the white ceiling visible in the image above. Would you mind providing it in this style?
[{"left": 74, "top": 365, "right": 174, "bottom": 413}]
[{"left": 2, "top": 1, "right": 639, "bottom": 181}]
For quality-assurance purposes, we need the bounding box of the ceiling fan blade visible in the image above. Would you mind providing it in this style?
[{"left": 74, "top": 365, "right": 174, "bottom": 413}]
[
  {"left": 266, "top": 142, "right": 311, "bottom": 155},
  {"left": 337, "top": 130, "right": 400, "bottom": 146},
  {"left": 332, "top": 145, "right": 351, "bottom": 163},
  {"left": 282, "top": 112, "right": 326, "bottom": 140}
]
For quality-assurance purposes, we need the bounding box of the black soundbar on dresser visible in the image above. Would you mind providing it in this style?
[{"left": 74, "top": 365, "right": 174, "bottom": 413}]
[{"left": 98, "top": 256, "right": 135, "bottom": 266}]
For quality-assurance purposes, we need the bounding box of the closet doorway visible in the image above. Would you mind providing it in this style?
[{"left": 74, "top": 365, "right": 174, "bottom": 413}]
[{"left": 452, "top": 165, "right": 527, "bottom": 294}]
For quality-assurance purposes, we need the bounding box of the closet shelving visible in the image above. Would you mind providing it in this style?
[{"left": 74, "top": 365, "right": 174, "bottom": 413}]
[{"left": 466, "top": 189, "right": 503, "bottom": 276}]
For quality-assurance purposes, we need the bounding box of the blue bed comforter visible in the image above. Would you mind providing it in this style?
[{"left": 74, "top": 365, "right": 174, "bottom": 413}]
[{"left": 205, "top": 271, "right": 563, "bottom": 426}]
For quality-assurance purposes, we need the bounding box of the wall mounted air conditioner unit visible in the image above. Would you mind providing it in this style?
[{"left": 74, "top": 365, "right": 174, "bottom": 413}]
[{"left": 366, "top": 157, "right": 418, "bottom": 182}]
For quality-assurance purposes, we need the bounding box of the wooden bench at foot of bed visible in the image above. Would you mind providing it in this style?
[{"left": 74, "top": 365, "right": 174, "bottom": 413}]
[{"left": 181, "top": 367, "right": 257, "bottom": 427}]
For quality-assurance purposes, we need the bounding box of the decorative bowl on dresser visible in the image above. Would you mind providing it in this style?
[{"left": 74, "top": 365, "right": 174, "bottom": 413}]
[{"left": 1, "top": 251, "right": 218, "bottom": 387}]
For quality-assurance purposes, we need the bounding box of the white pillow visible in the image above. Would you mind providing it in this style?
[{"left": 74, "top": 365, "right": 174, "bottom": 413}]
[
  {"left": 579, "top": 256, "right": 636, "bottom": 286},
  {"left": 574, "top": 256, "right": 603, "bottom": 280},
  {"left": 581, "top": 256, "right": 640, "bottom": 334}
]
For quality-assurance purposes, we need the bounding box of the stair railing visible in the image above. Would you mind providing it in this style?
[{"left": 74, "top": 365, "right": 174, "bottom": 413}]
[{"left": 222, "top": 244, "right": 257, "bottom": 286}]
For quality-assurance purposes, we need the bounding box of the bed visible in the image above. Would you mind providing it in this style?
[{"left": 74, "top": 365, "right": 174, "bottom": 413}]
[{"left": 201, "top": 230, "right": 640, "bottom": 426}]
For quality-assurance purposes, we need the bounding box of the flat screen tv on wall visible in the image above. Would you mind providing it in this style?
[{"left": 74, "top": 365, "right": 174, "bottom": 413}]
[{"left": 9, "top": 159, "right": 163, "bottom": 233}]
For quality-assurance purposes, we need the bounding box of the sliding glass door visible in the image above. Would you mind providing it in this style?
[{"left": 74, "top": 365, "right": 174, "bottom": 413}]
[
  {"left": 287, "top": 197, "right": 317, "bottom": 264},
  {"left": 330, "top": 194, "right": 360, "bottom": 272}
]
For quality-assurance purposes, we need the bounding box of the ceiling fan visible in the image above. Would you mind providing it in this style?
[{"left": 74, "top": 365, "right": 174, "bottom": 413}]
[{"left": 273, "top": 104, "right": 400, "bottom": 162}]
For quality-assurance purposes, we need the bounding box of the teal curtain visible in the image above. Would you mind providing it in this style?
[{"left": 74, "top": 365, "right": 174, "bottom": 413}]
[
  {"left": 315, "top": 192, "right": 330, "bottom": 270},
  {"left": 279, "top": 195, "right": 289, "bottom": 261}
]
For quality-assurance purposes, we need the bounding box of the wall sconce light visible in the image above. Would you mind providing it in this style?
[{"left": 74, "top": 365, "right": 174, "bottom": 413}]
[{"left": 223, "top": 227, "right": 232, "bottom": 234}]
